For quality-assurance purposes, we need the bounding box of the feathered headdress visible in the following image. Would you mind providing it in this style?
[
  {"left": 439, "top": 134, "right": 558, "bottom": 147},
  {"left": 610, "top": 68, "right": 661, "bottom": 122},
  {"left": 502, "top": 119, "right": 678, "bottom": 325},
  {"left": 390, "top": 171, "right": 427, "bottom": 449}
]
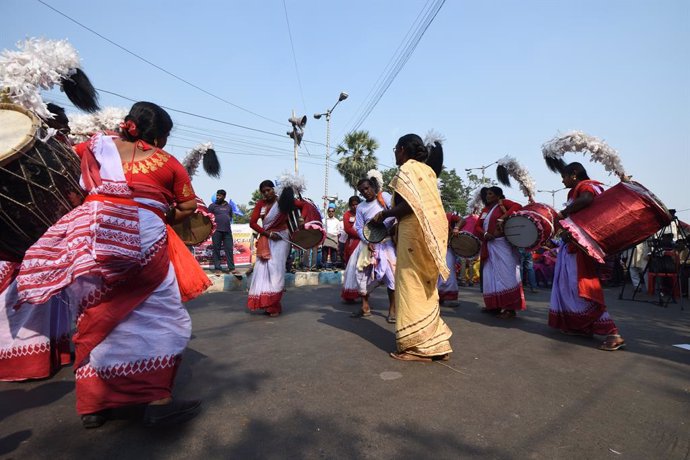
[
  {"left": 496, "top": 155, "right": 536, "bottom": 200},
  {"left": 275, "top": 171, "right": 306, "bottom": 195},
  {"left": 468, "top": 187, "right": 485, "bottom": 214},
  {"left": 541, "top": 131, "right": 627, "bottom": 180},
  {"left": 0, "top": 38, "right": 99, "bottom": 119},
  {"left": 366, "top": 168, "right": 384, "bottom": 191},
  {"left": 182, "top": 142, "right": 221, "bottom": 178},
  {"left": 68, "top": 106, "right": 128, "bottom": 143},
  {"left": 424, "top": 129, "right": 445, "bottom": 177}
]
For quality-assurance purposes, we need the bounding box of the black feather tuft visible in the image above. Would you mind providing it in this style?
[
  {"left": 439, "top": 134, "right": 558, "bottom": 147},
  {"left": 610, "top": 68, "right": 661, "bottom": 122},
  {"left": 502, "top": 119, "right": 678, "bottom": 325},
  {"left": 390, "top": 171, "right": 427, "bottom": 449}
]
[
  {"left": 278, "top": 186, "right": 296, "bottom": 215},
  {"left": 202, "top": 149, "right": 221, "bottom": 178},
  {"left": 544, "top": 156, "right": 567, "bottom": 174},
  {"left": 61, "top": 68, "right": 100, "bottom": 113},
  {"left": 425, "top": 141, "right": 444, "bottom": 177},
  {"left": 496, "top": 164, "right": 512, "bottom": 186}
]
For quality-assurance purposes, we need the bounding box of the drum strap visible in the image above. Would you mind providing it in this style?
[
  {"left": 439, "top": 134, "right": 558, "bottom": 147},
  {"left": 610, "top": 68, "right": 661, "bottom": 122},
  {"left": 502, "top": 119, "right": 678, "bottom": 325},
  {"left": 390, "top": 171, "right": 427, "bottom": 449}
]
[{"left": 84, "top": 195, "right": 166, "bottom": 221}]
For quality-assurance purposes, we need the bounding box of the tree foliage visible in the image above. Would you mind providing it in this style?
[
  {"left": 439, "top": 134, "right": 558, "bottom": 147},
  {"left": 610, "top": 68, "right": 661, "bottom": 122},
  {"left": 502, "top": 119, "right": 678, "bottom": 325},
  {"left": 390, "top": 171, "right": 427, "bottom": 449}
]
[{"left": 335, "top": 130, "right": 379, "bottom": 193}]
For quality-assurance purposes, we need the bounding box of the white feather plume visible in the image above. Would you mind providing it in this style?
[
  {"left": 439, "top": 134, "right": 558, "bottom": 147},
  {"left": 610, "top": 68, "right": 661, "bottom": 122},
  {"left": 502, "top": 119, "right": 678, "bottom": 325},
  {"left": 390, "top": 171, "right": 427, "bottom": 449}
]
[
  {"left": 497, "top": 155, "right": 537, "bottom": 200},
  {"left": 366, "top": 169, "right": 384, "bottom": 190},
  {"left": 68, "top": 106, "right": 127, "bottom": 143},
  {"left": 275, "top": 171, "right": 306, "bottom": 195},
  {"left": 468, "top": 188, "right": 484, "bottom": 213},
  {"left": 424, "top": 129, "right": 446, "bottom": 147},
  {"left": 182, "top": 142, "right": 214, "bottom": 178},
  {"left": 0, "top": 38, "right": 81, "bottom": 120},
  {"left": 541, "top": 130, "right": 626, "bottom": 179}
]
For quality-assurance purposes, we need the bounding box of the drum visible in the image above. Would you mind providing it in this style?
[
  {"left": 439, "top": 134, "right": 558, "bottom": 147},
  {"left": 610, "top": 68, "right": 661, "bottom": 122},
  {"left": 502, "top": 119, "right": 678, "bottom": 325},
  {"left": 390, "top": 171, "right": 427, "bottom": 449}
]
[
  {"left": 560, "top": 181, "right": 672, "bottom": 263},
  {"left": 364, "top": 221, "right": 388, "bottom": 243},
  {"left": 171, "top": 196, "right": 215, "bottom": 245},
  {"left": 504, "top": 202, "right": 558, "bottom": 251},
  {"left": 287, "top": 198, "right": 325, "bottom": 250},
  {"left": 449, "top": 214, "right": 480, "bottom": 258},
  {"left": 0, "top": 103, "right": 85, "bottom": 262}
]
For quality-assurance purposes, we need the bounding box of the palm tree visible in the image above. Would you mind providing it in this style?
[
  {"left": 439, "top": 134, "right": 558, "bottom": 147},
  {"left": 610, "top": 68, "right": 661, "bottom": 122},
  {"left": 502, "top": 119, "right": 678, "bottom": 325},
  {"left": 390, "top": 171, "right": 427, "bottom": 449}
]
[{"left": 335, "top": 130, "right": 379, "bottom": 193}]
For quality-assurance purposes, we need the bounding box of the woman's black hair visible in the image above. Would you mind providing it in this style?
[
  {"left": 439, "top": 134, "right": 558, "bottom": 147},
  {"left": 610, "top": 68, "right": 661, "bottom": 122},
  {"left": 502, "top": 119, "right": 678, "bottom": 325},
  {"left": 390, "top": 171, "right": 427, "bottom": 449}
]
[
  {"left": 348, "top": 195, "right": 361, "bottom": 206},
  {"left": 396, "top": 133, "right": 429, "bottom": 164},
  {"left": 259, "top": 180, "right": 275, "bottom": 190},
  {"left": 397, "top": 133, "right": 444, "bottom": 176},
  {"left": 278, "top": 187, "right": 296, "bottom": 214},
  {"left": 357, "top": 177, "right": 380, "bottom": 193},
  {"left": 561, "top": 162, "right": 590, "bottom": 181},
  {"left": 121, "top": 101, "right": 173, "bottom": 144},
  {"left": 488, "top": 186, "right": 505, "bottom": 199},
  {"left": 480, "top": 187, "right": 489, "bottom": 206}
]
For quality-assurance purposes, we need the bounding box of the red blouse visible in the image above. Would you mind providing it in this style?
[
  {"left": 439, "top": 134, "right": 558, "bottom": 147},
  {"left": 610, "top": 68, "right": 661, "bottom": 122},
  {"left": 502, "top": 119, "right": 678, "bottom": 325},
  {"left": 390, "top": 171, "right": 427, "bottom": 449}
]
[
  {"left": 74, "top": 139, "right": 195, "bottom": 206},
  {"left": 343, "top": 210, "right": 359, "bottom": 240}
]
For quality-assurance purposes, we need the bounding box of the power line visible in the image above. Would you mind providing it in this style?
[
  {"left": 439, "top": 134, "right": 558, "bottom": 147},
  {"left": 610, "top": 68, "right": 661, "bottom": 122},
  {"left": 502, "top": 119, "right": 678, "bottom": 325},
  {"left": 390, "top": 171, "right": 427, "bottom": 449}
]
[
  {"left": 282, "top": 0, "right": 308, "bottom": 112},
  {"left": 345, "top": 0, "right": 446, "bottom": 134},
  {"left": 37, "top": 0, "right": 283, "bottom": 126}
]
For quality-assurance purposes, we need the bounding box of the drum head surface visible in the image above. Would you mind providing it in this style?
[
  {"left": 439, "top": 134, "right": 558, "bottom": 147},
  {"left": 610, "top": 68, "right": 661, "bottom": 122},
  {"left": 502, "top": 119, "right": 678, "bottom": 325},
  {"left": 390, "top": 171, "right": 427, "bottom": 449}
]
[
  {"left": 291, "top": 229, "right": 323, "bottom": 249},
  {"left": 364, "top": 221, "right": 387, "bottom": 243},
  {"left": 450, "top": 232, "right": 480, "bottom": 258},
  {"left": 172, "top": 214, "right": 213, "bottom": 245},
  {"left": 504, "top": 216, "right": 539, "bottom": 248},
  {"left": 0, "top": 104, "right": 38, "bottom": 165}
]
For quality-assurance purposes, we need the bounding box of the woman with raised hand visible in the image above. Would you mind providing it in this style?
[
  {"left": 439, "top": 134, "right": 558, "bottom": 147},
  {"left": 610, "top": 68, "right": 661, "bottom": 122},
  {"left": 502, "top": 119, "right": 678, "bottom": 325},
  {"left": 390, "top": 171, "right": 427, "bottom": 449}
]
[{"left": 372, "top": 134, "right": 453, "bottom": 362}]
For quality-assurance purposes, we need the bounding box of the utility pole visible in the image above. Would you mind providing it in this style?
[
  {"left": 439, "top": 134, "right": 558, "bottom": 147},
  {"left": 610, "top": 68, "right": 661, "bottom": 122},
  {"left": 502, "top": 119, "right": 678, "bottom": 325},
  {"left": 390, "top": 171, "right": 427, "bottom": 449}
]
[
  {"left": 287, "top": 110, "right": 307, "bottom": 175},
  {"left": 314, "top": 91, "right": 348, "bottom": 216},
  {"left": 537, "top": 187, "right": 566, "bottom": 208}
]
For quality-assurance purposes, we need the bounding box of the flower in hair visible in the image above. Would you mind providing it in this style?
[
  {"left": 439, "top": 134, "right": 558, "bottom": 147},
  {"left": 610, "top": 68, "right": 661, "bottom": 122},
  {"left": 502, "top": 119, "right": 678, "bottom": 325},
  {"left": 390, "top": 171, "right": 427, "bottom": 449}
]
[{"left": 119, "top": 120, "right": 139, "bottom": 137}]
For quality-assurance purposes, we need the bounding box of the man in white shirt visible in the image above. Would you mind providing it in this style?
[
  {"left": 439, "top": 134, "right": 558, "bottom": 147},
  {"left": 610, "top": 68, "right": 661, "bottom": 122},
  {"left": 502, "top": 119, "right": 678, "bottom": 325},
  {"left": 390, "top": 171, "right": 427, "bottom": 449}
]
[{"left": 322, "top": 205, "right": 343, "bottom": 269}]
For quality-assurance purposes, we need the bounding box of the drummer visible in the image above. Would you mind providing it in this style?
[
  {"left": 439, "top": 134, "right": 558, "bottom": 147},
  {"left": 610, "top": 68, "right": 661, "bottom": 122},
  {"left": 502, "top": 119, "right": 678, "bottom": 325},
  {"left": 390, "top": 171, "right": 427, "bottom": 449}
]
[
  {"left": 349, "top": 173, "right": 397, "bottom": 323},
  {"left": 438, "top": 212, "right": 463, "bottom": 305},
  {"left": 474, "top": 186, "right": 525, "bottom": 318},
  {"left": 549, "top": 162, "right": 626, "bottom": 351}
]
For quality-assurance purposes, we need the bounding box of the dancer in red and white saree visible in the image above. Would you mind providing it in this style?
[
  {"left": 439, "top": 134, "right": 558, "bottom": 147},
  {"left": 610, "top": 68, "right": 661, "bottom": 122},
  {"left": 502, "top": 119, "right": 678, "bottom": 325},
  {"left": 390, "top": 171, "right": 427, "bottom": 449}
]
[
  {"left": 0, "top": 261, "right": 72, "bottom": 381},
  {"left": 248, "top": 180, "right": 311, "bottom": 317},
  {"left": 475, "top": 186, "right": 526, "bottom": 318},
  {"left": 549, "top": 162, "right": 625, "bottom": 351},
  {"left": 15, "top": 102, "right": 206, "bottom": 428}
]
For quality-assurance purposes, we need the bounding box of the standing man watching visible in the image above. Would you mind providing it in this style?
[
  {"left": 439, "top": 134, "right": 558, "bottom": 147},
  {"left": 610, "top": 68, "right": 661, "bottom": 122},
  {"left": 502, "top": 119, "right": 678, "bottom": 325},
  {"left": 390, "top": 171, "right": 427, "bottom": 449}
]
[
  {"left": 322, "top": 204, "right": 343, "bottom": 269},
  {"left": 209, "top": 189, "right": 243, "bottom": 275}
]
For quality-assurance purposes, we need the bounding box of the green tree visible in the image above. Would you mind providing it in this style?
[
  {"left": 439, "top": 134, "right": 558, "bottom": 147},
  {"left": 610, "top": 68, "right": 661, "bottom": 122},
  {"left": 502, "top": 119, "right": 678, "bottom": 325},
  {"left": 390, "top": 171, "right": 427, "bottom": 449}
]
[
  {"left": 335, "top": 130, "right": 379, "bottom": 193},
  {"left": 233, "top": 204, "right": 251, "bottom": 224},
  {"left": 381, "top": 167, "right": 397, "bottom": 194},
  {"left": 438, "top": 168, "right": 466, "bottom": 214},
  {"left": 247, "top": 189, "right": 262, "bottom": 208}
]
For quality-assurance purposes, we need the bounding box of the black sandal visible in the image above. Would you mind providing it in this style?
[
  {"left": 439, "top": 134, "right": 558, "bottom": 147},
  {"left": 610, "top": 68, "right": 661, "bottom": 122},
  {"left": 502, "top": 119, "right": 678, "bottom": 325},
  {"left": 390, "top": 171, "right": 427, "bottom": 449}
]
[{"left": 350, "top": 310, "right": 372, "bottom": 318}]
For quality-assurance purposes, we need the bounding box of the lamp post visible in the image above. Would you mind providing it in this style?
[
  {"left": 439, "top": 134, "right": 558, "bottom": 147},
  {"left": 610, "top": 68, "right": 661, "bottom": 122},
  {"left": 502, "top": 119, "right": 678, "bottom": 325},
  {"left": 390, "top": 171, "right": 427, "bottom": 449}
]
[
  {"left": 465, "top": 160, "right": 498, "bottom": 183},
  {"left": 537, "top": 187, "right": 566, "bottom": 208},
  {"left": 314, "top": 91, "right": 348, "bottom": 216}
]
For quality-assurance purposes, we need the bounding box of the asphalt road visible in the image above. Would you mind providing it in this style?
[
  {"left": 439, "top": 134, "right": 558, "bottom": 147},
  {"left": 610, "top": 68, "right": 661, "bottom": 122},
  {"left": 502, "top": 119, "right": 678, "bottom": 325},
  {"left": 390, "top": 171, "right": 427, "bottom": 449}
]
[{"left": 1, "top": 284, "right": 689, "bottom": 459}]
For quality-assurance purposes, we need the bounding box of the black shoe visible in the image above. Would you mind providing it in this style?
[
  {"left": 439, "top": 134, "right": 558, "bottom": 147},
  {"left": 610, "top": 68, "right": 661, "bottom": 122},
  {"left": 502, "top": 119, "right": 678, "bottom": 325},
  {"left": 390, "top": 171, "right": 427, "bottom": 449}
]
[
  {"left": 81, "top": 411, "right": 108, "bottom": 429},
  {"left": 143, "top": 399, "right": 201, "bottom": 427}
]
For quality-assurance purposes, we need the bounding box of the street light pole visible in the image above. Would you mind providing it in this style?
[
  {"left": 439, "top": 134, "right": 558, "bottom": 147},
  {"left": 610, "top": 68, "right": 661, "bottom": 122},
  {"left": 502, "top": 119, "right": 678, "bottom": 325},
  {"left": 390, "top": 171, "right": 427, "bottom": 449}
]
[
  {"left": 537, "top": 187, "right": 566, "bottom": 208},
  {"left": 314, "top": 91, "right": 348, "bottom": 216},
  {"left": 465, "top": 160, "right": 498, "bottom": 183}
]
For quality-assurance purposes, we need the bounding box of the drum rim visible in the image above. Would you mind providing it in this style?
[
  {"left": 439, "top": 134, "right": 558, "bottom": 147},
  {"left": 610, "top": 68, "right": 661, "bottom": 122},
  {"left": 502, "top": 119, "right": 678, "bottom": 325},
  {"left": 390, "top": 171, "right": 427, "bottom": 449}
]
[
  {"left": 171, "top": 214, "right": 213, "bottom": 245},
  {"left": 291, "top": 228, "right": 324, "bottom": 249},
  {"left": 449, "top": 232, "right": 481, "bottom": 258},
  {"left": 363, "top": 221, "right": 388, "bottom": 243},
  {"left": 0, "top": 103, "right": 40, "bottom": 166},
  {"left": 504, "top": 213, "right": 549, "bottom": 249}
]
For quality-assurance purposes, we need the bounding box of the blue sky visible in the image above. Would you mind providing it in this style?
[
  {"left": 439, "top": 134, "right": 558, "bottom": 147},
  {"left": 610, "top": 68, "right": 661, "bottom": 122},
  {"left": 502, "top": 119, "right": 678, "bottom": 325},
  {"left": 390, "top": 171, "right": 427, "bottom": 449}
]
[{"left": 3, "top": 0, "right": 689, "bottom": 217}]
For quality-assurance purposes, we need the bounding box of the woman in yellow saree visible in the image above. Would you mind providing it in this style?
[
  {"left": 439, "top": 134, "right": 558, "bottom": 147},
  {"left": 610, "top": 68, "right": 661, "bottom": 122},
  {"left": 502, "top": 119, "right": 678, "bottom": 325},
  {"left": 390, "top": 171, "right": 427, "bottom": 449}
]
[{"left": 372, "top": 133, "right": 453, "bottom": 362}]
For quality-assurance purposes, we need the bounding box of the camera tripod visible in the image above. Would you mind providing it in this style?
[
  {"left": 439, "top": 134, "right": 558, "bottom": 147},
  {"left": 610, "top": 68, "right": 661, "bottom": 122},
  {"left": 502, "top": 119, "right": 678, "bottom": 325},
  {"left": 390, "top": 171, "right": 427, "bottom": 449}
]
[{"left": 618, "top": 217, "right": 688, "bottom": 309}]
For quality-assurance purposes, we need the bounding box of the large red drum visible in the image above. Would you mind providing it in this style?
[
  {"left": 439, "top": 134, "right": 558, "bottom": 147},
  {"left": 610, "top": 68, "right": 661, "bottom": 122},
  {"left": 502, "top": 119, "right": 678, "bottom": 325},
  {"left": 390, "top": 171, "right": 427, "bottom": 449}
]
[
  {"left": 287, "top": 198, "right": 325, "bottom": 250},
  {"left": 0, "top": 103, "right": 84, "bottom": 262},
  {"left": 504, "top": 202, "right": 558, "bottom": 251},
  {"left": 450, "top": 214, "right": 480, "bottom": 259},
  {"left": 560, "top": 181, "right": 671, "bottom": 263}
]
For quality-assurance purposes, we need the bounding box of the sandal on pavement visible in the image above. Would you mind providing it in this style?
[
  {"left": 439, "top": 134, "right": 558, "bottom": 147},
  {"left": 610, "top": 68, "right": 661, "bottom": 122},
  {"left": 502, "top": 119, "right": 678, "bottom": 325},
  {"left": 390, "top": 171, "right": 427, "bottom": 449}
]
[
  {"left": 389, "top": 352, "right": 432, "bottom": 362},
  {"left": 143, "top": 399, "right": 201, "bottom": 427},
  {"left": 599, "top": 335, "right": 626, "bottom": 351},
  {"left": 497, "top": 310, "right": 516, "bottom": 319},
  {"left": 81, "top": 411, "right": 109, "bottom": 429},
  {"left": 350, "top": 310, "right": 372, "bottom": 318},
  {"left": 386, "top": 314, "right": 396, "bottom": 324}
]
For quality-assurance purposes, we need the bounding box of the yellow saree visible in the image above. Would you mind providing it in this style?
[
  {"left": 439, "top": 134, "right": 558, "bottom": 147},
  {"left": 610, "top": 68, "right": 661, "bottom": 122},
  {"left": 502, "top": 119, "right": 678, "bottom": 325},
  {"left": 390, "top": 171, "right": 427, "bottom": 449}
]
[{"left": 390, "top": 160, "right": 453, "bottom": 357}]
